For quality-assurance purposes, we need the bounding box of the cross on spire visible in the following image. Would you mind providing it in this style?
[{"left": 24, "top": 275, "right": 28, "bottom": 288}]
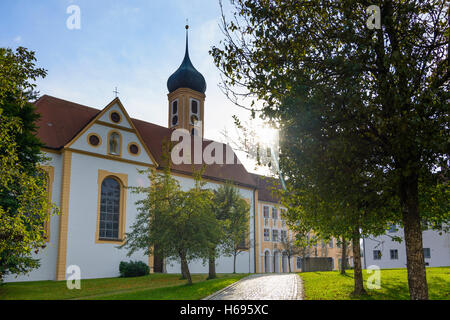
[{"left": 113, "top": 87, "right": 119, "bottom": 98}]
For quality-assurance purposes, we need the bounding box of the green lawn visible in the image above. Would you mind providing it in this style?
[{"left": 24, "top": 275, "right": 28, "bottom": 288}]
[
  {"left": 0, "top": 273, "right": 248, "bottom": 300},
  {"left": 299, "top": 267, "right": 450, "bottom": 300}
]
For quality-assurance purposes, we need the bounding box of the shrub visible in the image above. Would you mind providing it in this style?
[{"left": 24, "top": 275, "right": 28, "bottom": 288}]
[{"left": 119, "top": 260, "right": 150, "bottom": 278}]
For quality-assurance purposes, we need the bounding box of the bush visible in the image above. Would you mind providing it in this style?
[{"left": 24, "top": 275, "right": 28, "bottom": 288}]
[{"left": 119, "top": 260, "right": 150, "bottom": 278}]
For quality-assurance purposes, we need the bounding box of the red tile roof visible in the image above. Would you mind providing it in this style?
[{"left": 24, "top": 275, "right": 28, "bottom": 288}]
[
  {"left": 35, "top": 95, "right": 257, "bottom": 188},
  {"left": 250, "top": 173, "right": 282, "bottom": 203}
]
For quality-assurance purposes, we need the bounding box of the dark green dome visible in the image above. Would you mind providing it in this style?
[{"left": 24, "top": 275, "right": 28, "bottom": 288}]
[{"left": 167, "top": 27, "right": 206, "bottom": 94}]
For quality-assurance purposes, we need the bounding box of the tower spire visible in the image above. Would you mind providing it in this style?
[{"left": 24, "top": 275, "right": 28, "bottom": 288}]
[{"left": 185, "top": 20, "right": 189, "bottom": 58}]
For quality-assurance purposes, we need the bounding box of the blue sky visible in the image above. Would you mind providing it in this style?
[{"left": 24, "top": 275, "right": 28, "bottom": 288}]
[{"left": 0, "top": 0, "right": 272, "bottom": 174}]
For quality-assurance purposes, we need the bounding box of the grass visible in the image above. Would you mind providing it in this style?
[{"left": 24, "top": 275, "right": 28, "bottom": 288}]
[
  {"left": 299, "top": 267, "right": 450, "bottom": 300},
  {"left": 0, "top": 273, "right": 248, "bottom": 300}
]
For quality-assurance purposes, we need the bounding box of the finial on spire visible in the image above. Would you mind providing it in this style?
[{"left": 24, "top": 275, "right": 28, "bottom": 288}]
[
  {"left": 185, "top": 18, "right": 189, "bottom": 29},
  {"left": 113, "top": 87, "right": 119, "bottom": 98}
]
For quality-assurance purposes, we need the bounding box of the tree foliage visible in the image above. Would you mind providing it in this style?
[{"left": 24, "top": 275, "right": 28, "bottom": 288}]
[
  {"left": 0, "top": 47, "right": 56, "bottom": 283},
  {"left": 121, "top": 168, "right": 220, "bottom": 284},
  {"left": 211, "top": 0, "right": 448, "bottom": 299}
]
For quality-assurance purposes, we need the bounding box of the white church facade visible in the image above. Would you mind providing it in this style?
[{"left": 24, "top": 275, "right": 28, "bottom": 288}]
[{"left": 4, "top": 28, "right": 290, "bottom": 282}]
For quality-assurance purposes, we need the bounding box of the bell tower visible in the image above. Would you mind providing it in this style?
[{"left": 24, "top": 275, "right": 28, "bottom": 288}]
[{"left": 167, "top": 24, "right": 206, "bottom": 137}]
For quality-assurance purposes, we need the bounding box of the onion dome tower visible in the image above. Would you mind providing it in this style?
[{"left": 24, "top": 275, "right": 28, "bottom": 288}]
[{"left": 167, "top": 24, "right": 206, "bottom": 137}]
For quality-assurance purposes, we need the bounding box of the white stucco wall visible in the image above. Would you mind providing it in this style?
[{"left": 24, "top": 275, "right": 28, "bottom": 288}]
[
  {"left": 363, "top": 226, "right": 450, "bottom": 269},
  {"left": 165, "top": 175, "right": 255, "bottom": 274},
  {"left": 65, "top": 152, "right": 149, "bottom": 280}
]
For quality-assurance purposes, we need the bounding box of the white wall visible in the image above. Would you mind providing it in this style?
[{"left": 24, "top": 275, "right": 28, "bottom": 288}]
[
  {"left": 363, "top": 226, "right": 450, "bottom": 269},
  {"left": 165, "top": 174, "right": 255, "bottom": 274},
  {"left": 65, "top": 152, "right": 149, "bottom": 280}
]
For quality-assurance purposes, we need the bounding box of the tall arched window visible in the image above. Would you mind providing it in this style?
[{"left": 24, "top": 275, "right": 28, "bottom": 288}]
[
  {"left": 264, "top": 251, "right": 270, "bottom": 273},
  {"left": 99, "top": 177, "right": 121, "bottom": 240}
]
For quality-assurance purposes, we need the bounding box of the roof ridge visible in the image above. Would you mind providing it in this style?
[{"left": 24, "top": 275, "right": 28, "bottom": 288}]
[{"left": 37, "top": 94, "right": 103, "bottom": 113}]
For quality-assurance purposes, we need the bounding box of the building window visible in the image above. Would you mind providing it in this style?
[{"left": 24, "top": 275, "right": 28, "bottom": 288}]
[
  {"left": 373, "top": 250, "right": 382, "bottom": 260},
  {"left": 264, "top": 228, "right": 270, "bottom": 241},
  {"left": 172, "top": 115, "right": 178, "bottom": 127},
  {"left": 171, "top": 99, "right": 178, "bottom": 127},
  {"left": 190, "top": 98, "right": 200, "bottom": 125},
  {"left": 263, "top": 206, "right": 269, "bottom": 218},
  {"left": 87, "top": 133, "right": 101, "bottom": 147},
  {"left": 109, "top": 111, "right": 122, "bottom": 124},
  {"left": 423, "top": 248, "right": 431, "bottom": 259},
  {"left": 272, "top": 229, "right": 279, "bottom": 242},
  {"left": 272, "top": 207, "right": 278, "bottom": 220},
  {"left": 98, "top": 177, "right": 122, "bottom": 240},
  {"left": 108, "top": 131, "right": 121, "bottom": 156},
  {"left": 329, "top": 239, "right": 334, "bottom": 248},
  {"left": 388, "top": 224, "right": 398, "bottom": 233},
  {"left": 390, "top": 249, "right": 398, "bottom": 260},
  {"left": 264, "top": 218, "right": 269, "bottom": 227},
  {"left": 128, "top": 143, "right": 140, "bottom": 156},
  {"left": 281, "top": 230, "right": 287, "bottom": 242},
  {"left": 296, "top": 257, "right": 302, "bottom": 269}
]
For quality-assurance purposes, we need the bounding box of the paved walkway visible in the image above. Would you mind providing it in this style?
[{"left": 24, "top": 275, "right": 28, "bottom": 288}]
[{"left": 205, "top": 274, "right": 303, "bottom": 300}]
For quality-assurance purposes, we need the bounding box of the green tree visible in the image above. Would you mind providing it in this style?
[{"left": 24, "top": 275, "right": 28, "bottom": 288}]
[
  {"left": 211, "top": 0, "right": 448, "bottom": 299},
  {"left": 121, "top": 168, "right": 220, "bottom": 285},
  {"left": 207, "top": 183, "right": 241, "bottom": 279},
  {"left": 0, "top": 47, "right": 57, "bottom": 283},
  {"left": 221, "top": 192, "right": 250, "bottom": 274}
]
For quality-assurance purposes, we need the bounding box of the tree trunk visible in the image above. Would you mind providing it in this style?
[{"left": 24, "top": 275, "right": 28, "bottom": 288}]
[
  {"left": 400, "top": 173, "right": 428, "bottom": 300},
  {"left": 208, "top": 248, "right": 216, "bottom": 279},
  {"left": 340, "top": 237, "right": 347, "bottom": 275},
  {"left": 233, "top": 253, "right": 237, "bottom": 273},
  {"left": 180, "top": 252, "right": 192, "bottom": 285},
  {"left": 288, "top": 256, "right": 291, "bottom": 273},
  {"left": 179, "top": 252, "right": 186, "bottom": 280},
  {"left": 351, "top": 229, "right": 366, "bottom": 296},
  {"left": 153, "top": 244, "right": 164, "bottom": 273}
]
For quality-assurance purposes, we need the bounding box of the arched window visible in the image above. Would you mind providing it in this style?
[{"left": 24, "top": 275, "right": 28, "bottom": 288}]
[
  {"left": 189, "top": 98, "right": 200, "bottom": 125},
  {"left": 264, "top": 251, "right": 270, "bottom": 273},
  {"left": 99, "top": 177, "right": 121, "bottom": 240},
  {"left": 171, "top": 99, "right": 179, "bottom": 127}
]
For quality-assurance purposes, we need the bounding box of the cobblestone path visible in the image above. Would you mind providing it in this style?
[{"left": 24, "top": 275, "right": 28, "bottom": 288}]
[{"left": 206, "top": 274, "right": 303, "bottom": 300}]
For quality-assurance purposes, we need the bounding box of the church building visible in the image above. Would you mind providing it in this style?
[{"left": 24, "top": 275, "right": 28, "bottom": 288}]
[{"left": 4, "top": 27, "right": 301, "bottom": 282}]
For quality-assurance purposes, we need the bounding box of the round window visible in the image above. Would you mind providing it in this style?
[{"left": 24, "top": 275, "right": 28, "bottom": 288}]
[
  {"left": 129, "top": 143, "right": 139, "bottom": 155},
  {"left": 89, "top": 134, "right": 100, "bottom": 146},
  {"left": 110, "top": 112, "right": 121, "bottom": 123}
]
